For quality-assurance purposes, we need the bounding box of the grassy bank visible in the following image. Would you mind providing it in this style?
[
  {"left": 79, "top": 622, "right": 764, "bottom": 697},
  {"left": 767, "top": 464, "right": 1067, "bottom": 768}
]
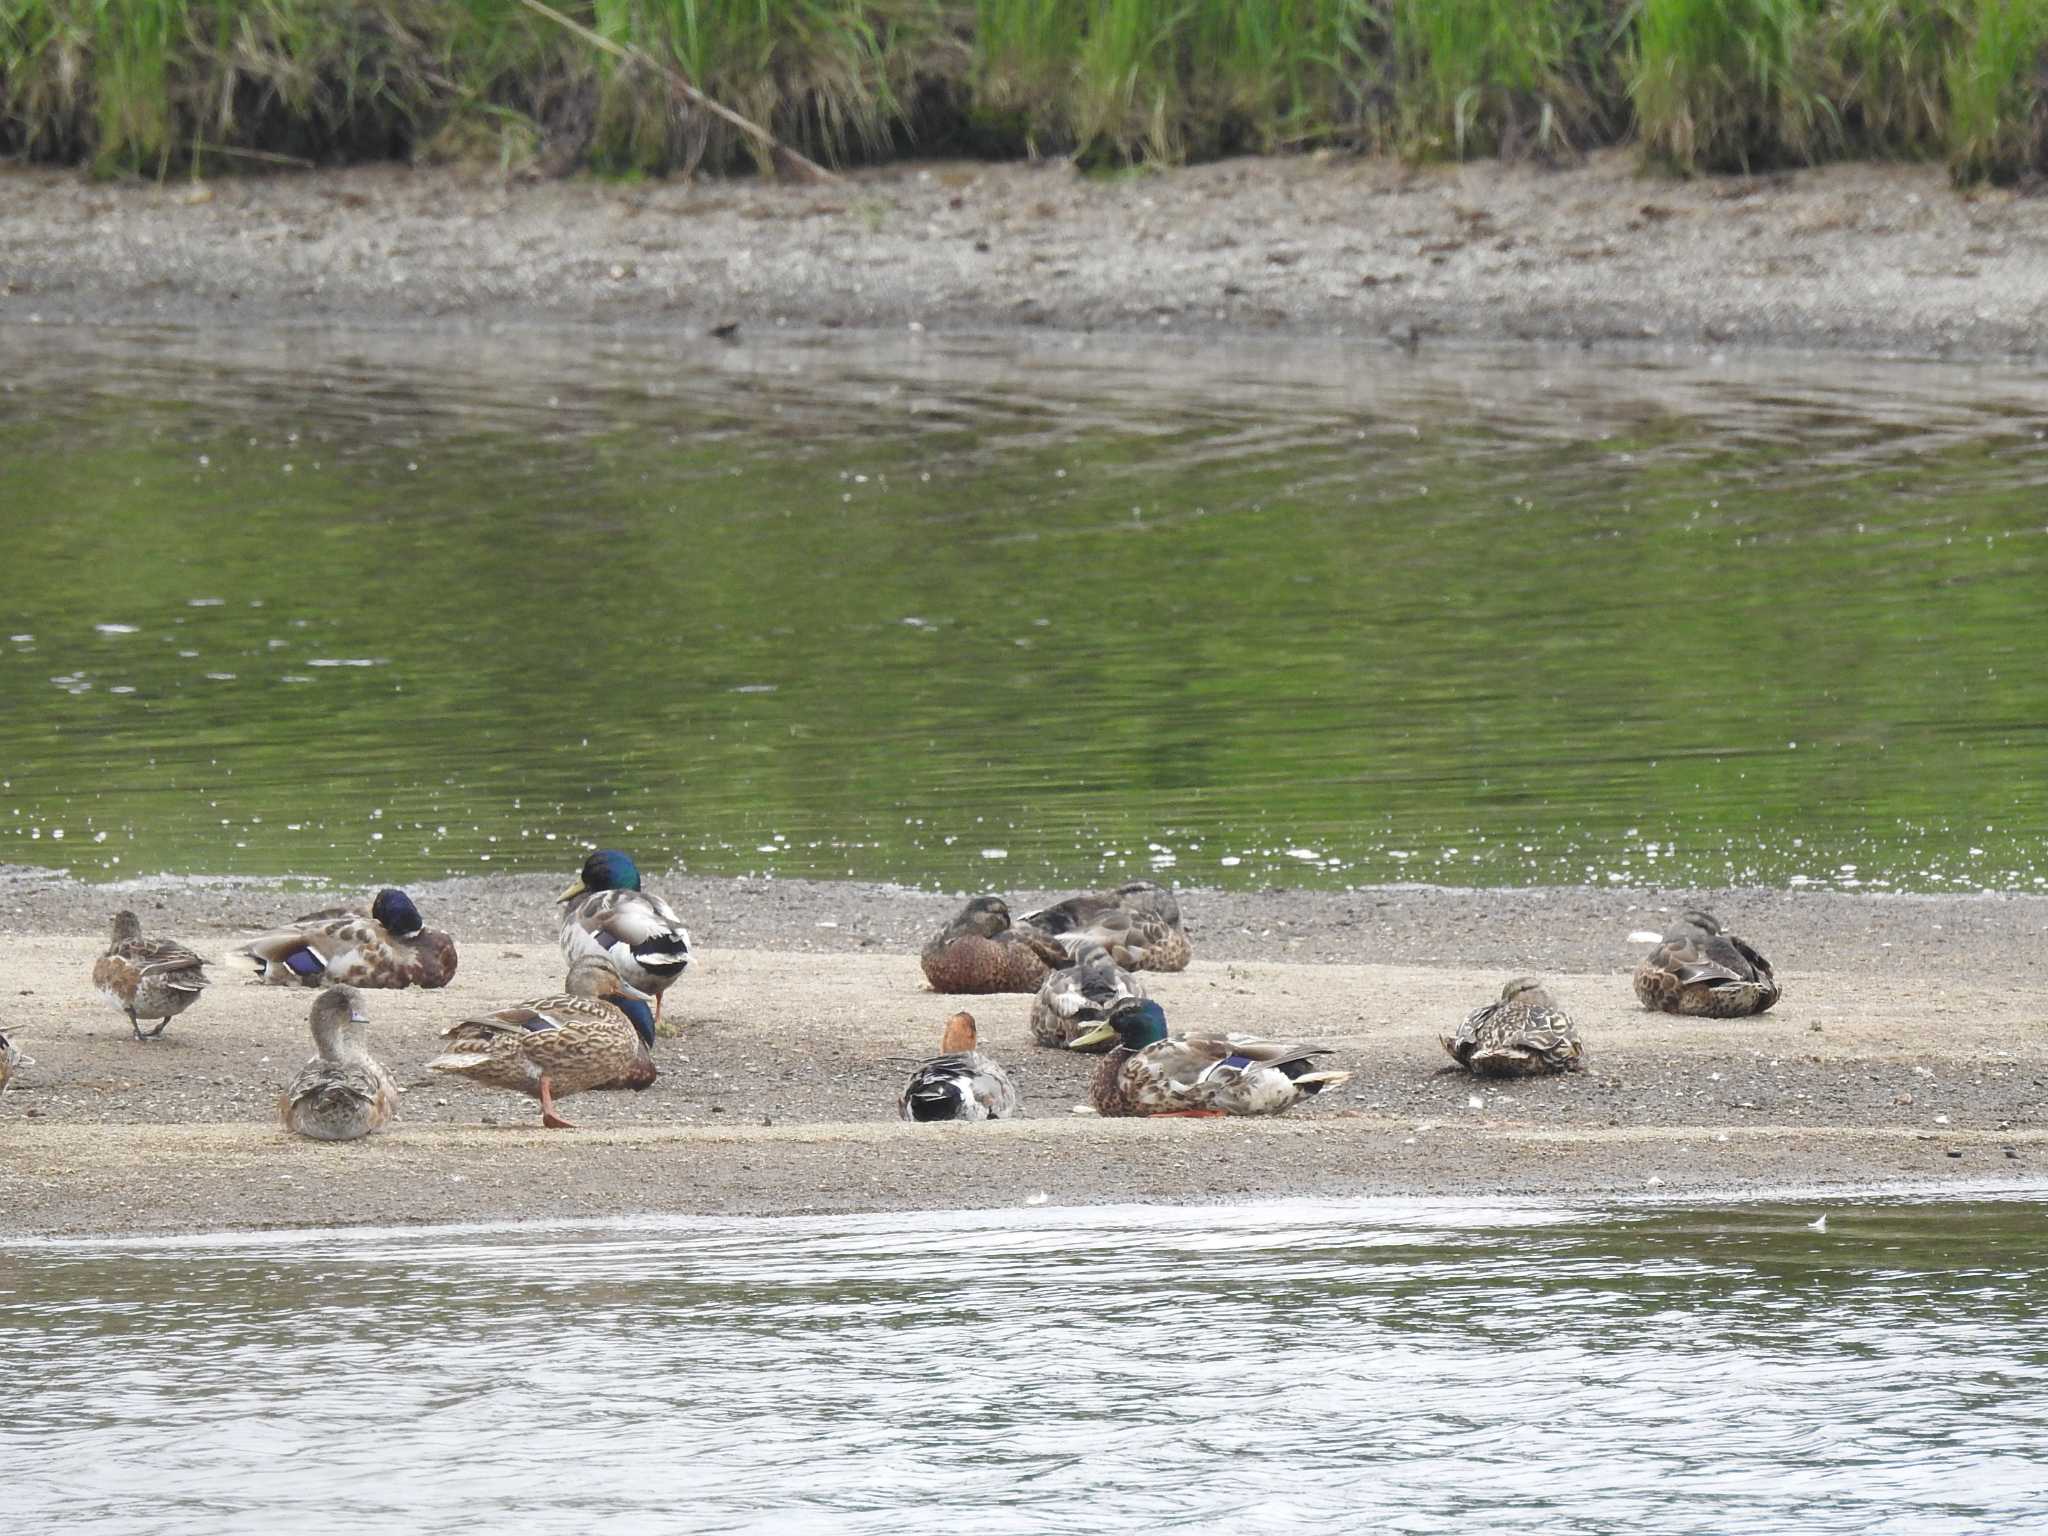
[{"left": 1, "top": 1, "right": 2043, "bottom": 180}]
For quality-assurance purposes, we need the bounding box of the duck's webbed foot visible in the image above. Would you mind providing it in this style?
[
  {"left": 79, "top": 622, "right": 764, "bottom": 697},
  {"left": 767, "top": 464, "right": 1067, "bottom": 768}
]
[{"left": 539, "top": 1075, "right": 576, "bottom": 1130}]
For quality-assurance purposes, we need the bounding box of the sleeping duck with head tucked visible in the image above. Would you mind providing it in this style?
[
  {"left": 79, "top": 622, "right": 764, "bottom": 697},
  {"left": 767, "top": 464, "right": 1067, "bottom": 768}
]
[
  {"left": 231, "top": 888, "right": 457, "bottom": 989},
  {"left": 920, "top": 895, "right": 1070, "bottom": 994},
  {"left": 1633, "top": 908, "right": 1780, "bottom": 1018},
  {"left": 428, "top": 955, "right": 657, "bottom": 1129},
  {"left": 1067, "top": 998, "right": 1352, "bottom": 1117},
  {"left": 558, "top": 849, "right": 693, "bottom": 1030},
  {"left": 1021, "top": 880, "right": 1191, "bottom": 972},
  {"left": 1029, "top": 938, "right": 1146, "bottom": 1049}
]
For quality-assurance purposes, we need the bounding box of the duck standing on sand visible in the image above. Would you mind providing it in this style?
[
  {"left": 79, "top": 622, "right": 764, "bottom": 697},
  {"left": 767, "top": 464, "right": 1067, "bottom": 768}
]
[
  {"left": 279, "top": 987, "right": 400, "bottom": 1141},
  {"left": 428, "top": 956, "right": 657, "bottom": 1129},
  {"left": 1633, "top": 908, "right": 1780, "bottom": 1017},
  {"left": 1029, "top": 938, "right": 1147, "bottom": 1049},
  {"left": 1022, "top": 880, "right": 1191, "bottom": 971},
  {"left": 1067, "top": 998, "right": 1352, "bottom": 1117},
  {"left": 93, "top": 910, "right": 211, "bottom": 1040},
  {"left": 1443, "top": 977, "right": 1585, "bottom": 1077},
  {"left": 0, "top": 1028, "right": 31, "bottom": 1098},
  {"left": 899, "top": 1011, "right": 1022, "bottom": 1122},
  {"left": 920, "top": 895, "right": 1069, "bottom": 993},
  {"left": 558, "top": 850, "right": 693, "bottom": 1029},
  {"left": 232, "top": 888, "right": 458, "bottom": 989}
]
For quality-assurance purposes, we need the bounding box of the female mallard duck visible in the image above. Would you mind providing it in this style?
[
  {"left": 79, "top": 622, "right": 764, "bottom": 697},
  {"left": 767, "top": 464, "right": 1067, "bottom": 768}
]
[
  {"left": 1634, "top": 909, "right": 1780, "bottom": 1017},
  {"left": 1029, "top": 939, "right": 1147, "bottom": 1049},
  {"left": 899, "top": 1011, "right": 1022, "bottom": 1122},
  {"left": 1021, "top": 880, "right": 1191, "bottom": 971},
  {"left": 920, "top": 896, "right": 1069, "bottom": 994},
  {"left": 232, "top": 888, "right": 457, "bottom": 989},
  {"left": 558, "top": 850, "right": 692, "bottom": 1029},
  {"left": 279, "top": 987, "right": 400, "bottom": 1141},
  {"left": 1067, "top": 998, "right": 1352, "bottom": 1117},
  {"left": 0, "top": 1028, "right": 31, "bottom": 1098},
  {"left": 427, "top": 956, "right": 657, "bottom": 1129},
  {"left": 93, "top": 910, "right": 210, "bottom": 1040},
  {"left": 1443, "top": 977, "right": 1585, "bottom": 1077}
]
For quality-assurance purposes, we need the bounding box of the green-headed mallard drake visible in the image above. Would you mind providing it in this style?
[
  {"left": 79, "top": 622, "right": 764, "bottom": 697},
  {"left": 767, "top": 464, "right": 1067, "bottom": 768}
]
[
  {"left": 232, "top": 888, "right": 458, "bottom": 990},
  {"left": 1022, "top": 880, "right": 1191, "bottom": 971},
  {"left": 1444, "top": 977, "right": 1585, "bottom": 1077},
  {"left": 1633, "top": 908, "right": 1780, "bottom": 1017},
  {"left": 278, "top": 987, "right": 400, "bottom": 1141},
  {"left": 0, "top": 1028, "right": 31, "bottom": 1099},
  {"left": 898, "top": 1010, "right": 1023, "bottom": 1122},
  {"left": 427, "top": 955, "right": 657, "bottom": 1129},
  {"left": 1030, "top": 938, "right": 1147, "bottom": 1050},
  {"left": 558, "top": 849, "right": 692, "bottom": 1029},
  {"left": 93, "top": 910, "right": 210, "bottom": 1041},
  {"left": 920, "top": 895, "right": 1069, "bottom": 994},
  {"left": 1067, "top": 998, "right": 1352, "bottom": 1117}
]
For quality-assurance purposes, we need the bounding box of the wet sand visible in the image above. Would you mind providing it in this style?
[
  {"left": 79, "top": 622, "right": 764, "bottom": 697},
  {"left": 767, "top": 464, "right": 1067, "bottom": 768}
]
[
  {"left": 4, "top": 870, "right": 2045, "bottom": 1235},
  {"left": 2, "top": 150, "right": 2044, "bottom": 358}
]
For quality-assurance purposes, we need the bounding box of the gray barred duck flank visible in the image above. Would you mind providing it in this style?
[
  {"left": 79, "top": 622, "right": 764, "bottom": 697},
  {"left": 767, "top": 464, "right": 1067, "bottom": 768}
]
[
  {"left": 558, "top": 849, "right": 693, "bottom": 1030},
  {"left": 898, "top": 1011, "right": 1022, "bottom": 1122},
  {"left": 920, "top": 896, "right": 1069, "bottom": 994},
  {"left": 428, "top": 956, "right": 658, "bottom": 1130},
  {"left": 1067, "top": 998, "right": 1352, "bottom": 1118},
  {"left": 1021, "top": 880, "right": 1191, "bottom": 972},
  {"left": 0, "top": 1028, "right": 31, "bottom": 1098},
  {"left": 231, "top": 888, "right": 457, "bottom": 989},
  {"left": 94, "top": 910, "right": 210, "bottom": 1040},
  {"left": 279, "top": 988, "right": 400, "bottom": 1142},
  {"left": 1029, "top": 938, "right": 1147, "bottom": 1050},
  {"left": 1633, "top": 909, "right": 1780, "bottom": 1017},
  {"left": 1443, "top": 977, "right": 1585, "bottom": 1077}
]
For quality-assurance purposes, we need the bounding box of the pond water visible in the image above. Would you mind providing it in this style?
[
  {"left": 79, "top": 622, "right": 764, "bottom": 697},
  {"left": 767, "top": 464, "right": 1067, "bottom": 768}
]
[
  {"left": 6, "top": 1190, "right": 2045, "bottom": 1533},
  {"left": 4, "top": 325, "right": 2045, "bottom": 894}
]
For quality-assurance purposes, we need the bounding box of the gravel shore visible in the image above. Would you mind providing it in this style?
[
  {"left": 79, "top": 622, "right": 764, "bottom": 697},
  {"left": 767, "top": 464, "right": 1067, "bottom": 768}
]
[
  {"left": 2, "top": 150, "right": 2044, "bottom": 358},
  {"left": 4, "top": 868, "right": 2045, "bottom": 1236}
]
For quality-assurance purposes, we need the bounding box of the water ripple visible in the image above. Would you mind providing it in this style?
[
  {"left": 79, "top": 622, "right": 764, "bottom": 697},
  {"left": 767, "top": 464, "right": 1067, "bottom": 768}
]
[{"left": 5, "top": 1193, "right": 2047, "bottom": 1533}]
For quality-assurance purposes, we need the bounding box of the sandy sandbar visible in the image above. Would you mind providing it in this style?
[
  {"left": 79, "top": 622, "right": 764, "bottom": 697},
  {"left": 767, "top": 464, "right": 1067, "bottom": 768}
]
[{"left": 3, "top": 869, "right": 2043, "bottom": 1236}]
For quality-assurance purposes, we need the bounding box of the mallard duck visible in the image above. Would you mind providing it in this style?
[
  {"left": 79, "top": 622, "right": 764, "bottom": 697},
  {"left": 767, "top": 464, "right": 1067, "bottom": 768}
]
[
  {"left": 0, "top": 1028, "right": 31, "bottom": 1099},
  {"left": 428, "top": 956, "right": 657, "bottom": 1129},
  {"left": 93, "top": 910, "right": 210, "bottom": 1040},
  {"left": 231, "top": 888, "right": 458, "bottom": 989},
  {"left": 1029, "top": 938, "right": 1147, "bottom": 1049},
  {"left": 898, "top": 1011, "right": 1022, "bottom": 1122},
  {"left": 920, "top": 895, "right": 1069, "bottom": 993},
  {"left": 278, "top": 987, "right": 400, "bottom": 1141},
  {"left": 558, "top": 850, "right": 692, "bottom": 1028},
  {"left": 1067, "top": 998, "right": 1352, "bottom": 1117},
  {"left": 1021, "top": 880, "right": 1191, "bottom": 971},
  {"left": 1443, "top": 977, "right": 1585, "bottom": 1076},
  {"left": 1634, "top": 908, "right": 1780, "bottom": 1017}
]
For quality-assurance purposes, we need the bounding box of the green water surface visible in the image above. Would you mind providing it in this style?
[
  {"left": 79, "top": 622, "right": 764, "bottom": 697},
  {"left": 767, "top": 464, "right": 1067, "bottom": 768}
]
[{"left": 3, "top": 325, "right": 2044, "bottom": 892}]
